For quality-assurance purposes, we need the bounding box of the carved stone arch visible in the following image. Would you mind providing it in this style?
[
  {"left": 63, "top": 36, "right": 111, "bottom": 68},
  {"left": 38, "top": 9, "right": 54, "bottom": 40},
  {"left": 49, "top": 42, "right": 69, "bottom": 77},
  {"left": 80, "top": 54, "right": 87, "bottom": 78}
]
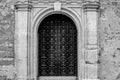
[
  {"left": 29, "top": 7, "right": 84, "bottom": 80},
  {"left": 32, "top": 7, "right": 83, "bottom": 32}
]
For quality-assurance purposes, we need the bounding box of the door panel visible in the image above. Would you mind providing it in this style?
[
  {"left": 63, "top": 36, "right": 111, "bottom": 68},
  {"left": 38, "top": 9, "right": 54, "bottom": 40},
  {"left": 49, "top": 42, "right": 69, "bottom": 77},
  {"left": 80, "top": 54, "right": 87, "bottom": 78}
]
[{"left": 38, "top": 14, "right": 77, "bottom": 77}]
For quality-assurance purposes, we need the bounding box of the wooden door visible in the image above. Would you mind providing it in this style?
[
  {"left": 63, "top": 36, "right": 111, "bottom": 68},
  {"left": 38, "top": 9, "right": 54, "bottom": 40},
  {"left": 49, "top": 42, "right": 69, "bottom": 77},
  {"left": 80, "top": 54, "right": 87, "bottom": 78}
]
[{"left": 38, "top": 14, "right": 77, "bottom": 80}]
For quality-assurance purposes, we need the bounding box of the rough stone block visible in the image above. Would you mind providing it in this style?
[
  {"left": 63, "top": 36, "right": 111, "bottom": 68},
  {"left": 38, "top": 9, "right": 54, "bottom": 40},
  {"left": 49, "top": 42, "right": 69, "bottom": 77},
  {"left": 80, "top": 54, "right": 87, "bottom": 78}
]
[
  {"left": 84, "top": 64, "right": 98, "bottom": 79},
  {"left": 0, "top": 51, "right": 14, "bottom": 58},
  {"left": 0, "top": 65, "right": 15, "bottom": 79},
  {"left": 87, "top": 11, "right": 97, "bottom": 45},
  {"left": 0, "top": 59, "right": 14, "bottom": 65},
  {"left": 86, "top": 49, "right": 98, "bottom": 64},
  {"left": 88, "top": 31, "right": 97, "bottom": 45}
]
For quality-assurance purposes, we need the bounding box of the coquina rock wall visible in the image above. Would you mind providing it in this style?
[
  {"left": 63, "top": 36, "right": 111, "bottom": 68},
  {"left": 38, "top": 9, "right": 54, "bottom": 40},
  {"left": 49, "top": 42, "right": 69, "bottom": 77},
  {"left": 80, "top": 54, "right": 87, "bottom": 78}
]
[
  {"left": 98, "top": 0, "right": 120, "bottom": 80},
  {"left": 0, "top": 0, "right": 15, "bottom": 80}
]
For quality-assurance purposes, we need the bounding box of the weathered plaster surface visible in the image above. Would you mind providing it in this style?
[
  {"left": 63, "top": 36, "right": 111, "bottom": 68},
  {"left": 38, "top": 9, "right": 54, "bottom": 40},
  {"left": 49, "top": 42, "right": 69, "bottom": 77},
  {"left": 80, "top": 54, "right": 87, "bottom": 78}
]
[
  {"left": 0, "top": 0, "right": 15, "bottom": 80},
  {"left": 98, "top": 0, "right": 120, "bottom": 80}
]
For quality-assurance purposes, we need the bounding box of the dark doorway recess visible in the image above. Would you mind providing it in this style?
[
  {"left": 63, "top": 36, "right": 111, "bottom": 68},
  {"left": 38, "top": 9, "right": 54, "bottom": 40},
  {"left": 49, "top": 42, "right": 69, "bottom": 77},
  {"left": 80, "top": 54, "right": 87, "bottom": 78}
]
[{"left": 38, "top": 14, "right": 77, "bottom": 76}]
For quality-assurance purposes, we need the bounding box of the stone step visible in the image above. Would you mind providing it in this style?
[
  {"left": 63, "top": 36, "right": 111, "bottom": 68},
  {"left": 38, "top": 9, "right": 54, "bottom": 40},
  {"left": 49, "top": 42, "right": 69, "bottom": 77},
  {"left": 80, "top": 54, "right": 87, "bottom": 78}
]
[{"left": 38, "top": 76, "right": 76, "bottom": 80}]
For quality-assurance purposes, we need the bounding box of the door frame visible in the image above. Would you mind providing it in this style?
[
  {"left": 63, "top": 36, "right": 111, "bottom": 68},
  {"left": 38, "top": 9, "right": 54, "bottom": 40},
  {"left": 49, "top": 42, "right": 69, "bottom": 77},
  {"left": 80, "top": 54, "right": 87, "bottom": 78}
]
[{"left": 29, "top": 7, "right": 84, "bottom": 80}]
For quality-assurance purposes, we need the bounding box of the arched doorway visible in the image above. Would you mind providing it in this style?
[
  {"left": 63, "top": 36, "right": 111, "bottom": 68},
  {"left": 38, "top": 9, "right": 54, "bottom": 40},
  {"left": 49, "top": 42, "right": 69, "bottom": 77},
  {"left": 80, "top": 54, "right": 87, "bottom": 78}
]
[{"left": 37, "top": 14, "right": 77, "bottom": 79}]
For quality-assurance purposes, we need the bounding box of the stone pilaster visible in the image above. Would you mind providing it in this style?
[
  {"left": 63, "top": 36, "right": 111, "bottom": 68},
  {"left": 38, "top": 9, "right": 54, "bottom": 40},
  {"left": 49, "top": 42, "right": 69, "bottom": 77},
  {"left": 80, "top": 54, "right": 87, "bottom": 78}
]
[
  {"left": 15, "top": 1, "right": 32, "bottom": 80},
  {"left": 83, "top": 0, "right": 100, "bottom": 80}
]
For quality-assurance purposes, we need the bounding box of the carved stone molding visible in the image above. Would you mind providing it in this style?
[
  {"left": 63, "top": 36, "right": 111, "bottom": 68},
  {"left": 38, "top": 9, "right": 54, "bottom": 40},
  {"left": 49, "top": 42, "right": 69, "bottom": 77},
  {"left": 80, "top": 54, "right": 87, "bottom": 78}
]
[
  {"left": 31, "top": 0, "right": 83, "bottom": 4},
  {"left": 83, "top": 0, "right": 100, "bottom": 12},
  {"left": 15, "top": 1, "right": 32, "bottom": 11}
]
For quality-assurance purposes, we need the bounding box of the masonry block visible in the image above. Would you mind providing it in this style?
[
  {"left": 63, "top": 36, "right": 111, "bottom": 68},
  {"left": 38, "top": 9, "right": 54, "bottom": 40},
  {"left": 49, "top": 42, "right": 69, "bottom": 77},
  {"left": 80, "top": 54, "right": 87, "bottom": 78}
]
[
  {"left": 84, "top": 64, "right": 98, "bottom": 79},
  {"left": 86, "top": 49, "right": 98, "bottom": 64}
]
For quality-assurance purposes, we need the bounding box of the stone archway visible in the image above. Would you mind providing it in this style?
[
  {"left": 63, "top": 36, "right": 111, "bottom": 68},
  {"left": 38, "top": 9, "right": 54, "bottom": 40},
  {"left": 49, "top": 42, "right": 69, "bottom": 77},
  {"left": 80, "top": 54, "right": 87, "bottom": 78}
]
[
  {"left": 31, "top": 8, "right": 83, "bottom": 80},
  {"left": 15, "top": 1, "right": 99, "bottom": 80},
  {"left": 37, "top": 14, "right": 77, "bottom": 79}
]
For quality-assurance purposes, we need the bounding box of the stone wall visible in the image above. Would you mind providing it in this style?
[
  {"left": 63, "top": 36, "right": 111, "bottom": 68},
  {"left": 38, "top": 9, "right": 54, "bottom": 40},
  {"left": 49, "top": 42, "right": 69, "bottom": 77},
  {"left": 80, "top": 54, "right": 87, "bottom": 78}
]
[
  {"left": 98, "top": 0, "right": 120, "bottom": 80},
  {"left": 1, "top": 0, "right": 120, "bottom": 80},
  {"left": 0, "top": 0, "right": 15, "bottom": 80}
]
